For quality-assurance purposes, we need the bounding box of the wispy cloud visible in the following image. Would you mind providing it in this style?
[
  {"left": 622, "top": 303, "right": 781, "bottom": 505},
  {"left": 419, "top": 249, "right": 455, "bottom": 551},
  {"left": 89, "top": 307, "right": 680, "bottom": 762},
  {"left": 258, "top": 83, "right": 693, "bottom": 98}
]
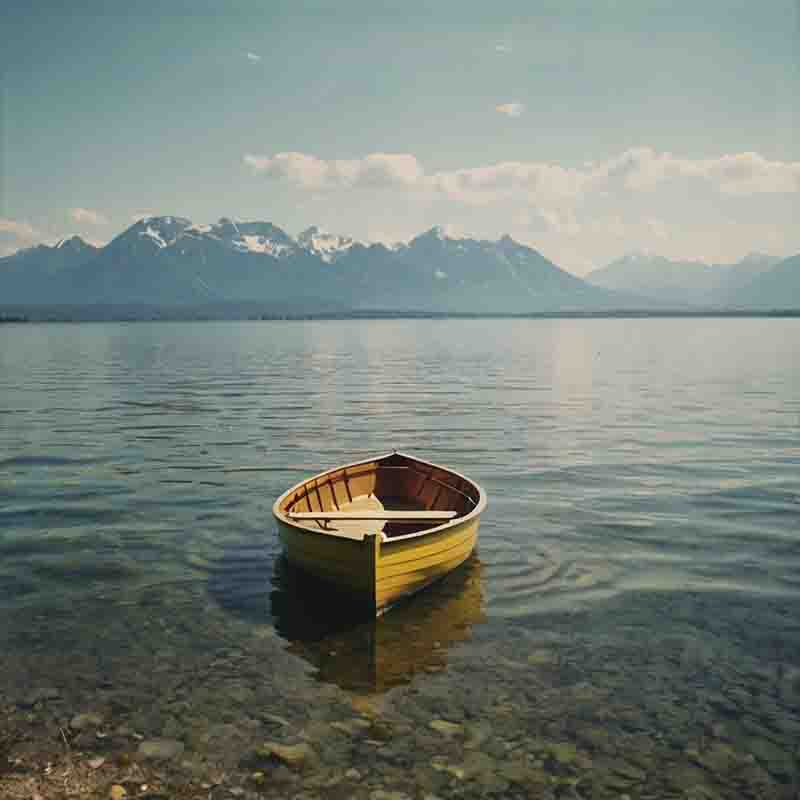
[
  {"left": 647, "top": 218, "right": 668, "bottom": 240},
  {"left": 495, "top": 102, "right": 525, "bottom": 118},
  {"left": 130, "top": 211, "right": 156, "bottom": 222},
  {"left": 244, "top": 151, "right": 423, "bottom": 190},
  {"left": 0, "top": 217, "right": 42, "bottom": 256},
  {"left": 69, "top": 207, "right": 108, "bottom": 226},
  {"left": 246, "top": 52, "right": 261, "bottom": 63},
  {"left": 495, "top": 43, "right": 512, "bottom": 54},
  {"left": 246, "top": 147, "right": 800, "bottom": 202},
  {"left": 594, "top": 147, "right": 800, "bottom": 195},
  {"left": 0, "top": 218, "right": 40, "bottom": 239}
]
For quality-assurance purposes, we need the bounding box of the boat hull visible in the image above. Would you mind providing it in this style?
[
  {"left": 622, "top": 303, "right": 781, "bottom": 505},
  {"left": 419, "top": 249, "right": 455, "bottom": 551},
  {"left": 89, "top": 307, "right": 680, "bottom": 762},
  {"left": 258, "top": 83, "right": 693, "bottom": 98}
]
[
  {"left": 375, "top": 515, "right": 480, "bottom": 611},
  {"left": 272, "top": 452, "right": 486, "bottom": 615}
]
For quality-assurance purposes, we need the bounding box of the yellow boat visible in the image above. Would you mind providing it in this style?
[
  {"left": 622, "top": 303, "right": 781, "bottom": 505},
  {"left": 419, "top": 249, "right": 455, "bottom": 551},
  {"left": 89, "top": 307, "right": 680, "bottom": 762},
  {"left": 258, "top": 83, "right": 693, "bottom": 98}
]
[{"left": 272, "top": 451, "right": 487, "bottom": 615}]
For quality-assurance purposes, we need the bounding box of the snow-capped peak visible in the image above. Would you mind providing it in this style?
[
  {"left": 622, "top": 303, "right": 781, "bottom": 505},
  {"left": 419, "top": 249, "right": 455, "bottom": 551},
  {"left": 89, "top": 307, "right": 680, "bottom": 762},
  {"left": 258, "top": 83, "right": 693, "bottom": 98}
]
[
  {"left": 135, "top": 216, "right": 191, "bottom": 249},
  {"left": 298, "top": 226, "right": 357, "bottom": 263},
  {"left": 142, "top": 224, "right": 168, "bottom": 248},
  {"left": 414, "top": 224, "right": 469, "bottom": 245},
  {"left": 185, "top": 223, "right": 213, "bottom": 235},
  {"left": 232, "top": 234, "right": 293, "bottom": 258}
]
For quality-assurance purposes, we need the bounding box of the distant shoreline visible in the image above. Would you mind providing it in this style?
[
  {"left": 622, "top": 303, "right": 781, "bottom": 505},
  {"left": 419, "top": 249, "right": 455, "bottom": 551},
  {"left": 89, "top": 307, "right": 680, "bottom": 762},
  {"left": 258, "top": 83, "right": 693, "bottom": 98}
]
[{"left": 2, "top": 307, "right": 800, "bottom": 323}]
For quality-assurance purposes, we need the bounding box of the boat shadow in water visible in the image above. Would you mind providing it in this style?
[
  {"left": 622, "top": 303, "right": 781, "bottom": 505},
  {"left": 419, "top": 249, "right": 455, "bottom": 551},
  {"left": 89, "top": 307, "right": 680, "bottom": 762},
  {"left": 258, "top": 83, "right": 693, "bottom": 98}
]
[{"left": 270, "top": 553, "right": 486, "bottom": 692}]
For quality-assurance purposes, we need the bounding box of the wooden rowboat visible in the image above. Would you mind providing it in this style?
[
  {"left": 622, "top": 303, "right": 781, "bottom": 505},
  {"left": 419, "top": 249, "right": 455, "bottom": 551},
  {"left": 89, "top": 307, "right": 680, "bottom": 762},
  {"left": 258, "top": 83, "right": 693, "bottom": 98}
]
[{"left": 272, "top": 452, "right": 487, "bottom": 616}]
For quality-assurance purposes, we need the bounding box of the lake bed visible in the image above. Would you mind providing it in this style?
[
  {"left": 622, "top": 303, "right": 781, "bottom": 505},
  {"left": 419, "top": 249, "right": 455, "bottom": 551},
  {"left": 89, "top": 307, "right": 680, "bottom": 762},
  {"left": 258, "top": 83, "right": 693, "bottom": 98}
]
[{"left": 1, "top": 318, "right": 799, "bottom": 799}]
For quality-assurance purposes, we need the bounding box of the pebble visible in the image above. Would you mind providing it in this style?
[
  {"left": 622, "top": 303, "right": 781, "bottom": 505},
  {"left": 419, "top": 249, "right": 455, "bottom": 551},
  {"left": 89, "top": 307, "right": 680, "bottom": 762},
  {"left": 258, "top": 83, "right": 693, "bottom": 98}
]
[
  {"left": 258, "top": 740, "right": 316, "bottom": 768},
  {"left": 612, "top": 760, "right": 646, "bottom": 782},
  {"left": 331, "top": 718, "right": 372, "bottom": 735},
  {"left": 88, "top": 756, "right": 106, "bottom": 769},
  {"left": 137, "top": 738, "right": 185, "bottom": 760},
  {"left": 351, "top": 695, "right": 384, "bottom": 716},
  {"left": 260, "top": 712, "right": 291, "bottom": 727},
  {"left": 547, "top": 742, "right": 579, "bottom": 765},
  {"left": 20, "top": 688, "right": 60, "bottom": 708},
  {"left": 428, "top": 719, "right": 462, "bottom": 737},
  {"left": 527, "top": 649, "right": 558, "bottom": 666},
  {"left": 430, "top": 756, "right": 466, "bottom": 779},
  {"left": 70, "top": 712, "right": 103, "bottom": 731},
  {"left": 109, "top": 786, "right": 127, "bottom": 800}
]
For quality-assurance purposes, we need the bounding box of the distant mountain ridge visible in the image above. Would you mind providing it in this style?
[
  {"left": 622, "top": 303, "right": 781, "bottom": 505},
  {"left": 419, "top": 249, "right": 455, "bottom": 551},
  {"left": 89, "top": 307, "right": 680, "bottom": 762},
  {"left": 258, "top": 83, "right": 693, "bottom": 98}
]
[
  {"left": 1, "top": 216, "right": 797, "bottom": 313},
  {"left": 587, "top": 251, "right": 784, "bottom": 306},
  {"left": 0, "top": 216, "right": 624, "bottom": 312}
]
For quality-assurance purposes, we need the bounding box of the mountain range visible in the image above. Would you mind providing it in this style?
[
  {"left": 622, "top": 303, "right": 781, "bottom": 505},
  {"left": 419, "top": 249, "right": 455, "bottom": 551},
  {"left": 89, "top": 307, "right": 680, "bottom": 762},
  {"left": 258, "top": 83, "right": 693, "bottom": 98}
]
[
  {"left": 586, "top": 251, "right": 784, "bottom": 307},
  {"left": 0, "top": 216, "right": 797, "bottom": 315}
]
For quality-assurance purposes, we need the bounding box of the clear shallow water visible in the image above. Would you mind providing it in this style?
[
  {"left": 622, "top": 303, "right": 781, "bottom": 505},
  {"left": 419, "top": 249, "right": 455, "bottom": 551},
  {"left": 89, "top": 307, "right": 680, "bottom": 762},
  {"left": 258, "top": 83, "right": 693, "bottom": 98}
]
[{"left": 1, "top": 319, "right": 799, "bottom": 798}]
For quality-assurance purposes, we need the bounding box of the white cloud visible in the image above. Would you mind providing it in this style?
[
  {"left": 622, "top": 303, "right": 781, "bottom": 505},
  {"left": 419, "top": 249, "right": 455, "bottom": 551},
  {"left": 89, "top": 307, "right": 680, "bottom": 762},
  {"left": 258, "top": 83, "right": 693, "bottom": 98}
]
[
  {"left": 646, "top": 218, "right": 668, "bottom": 240},
  {"left": 246, "top": 52, "right": 261, "bottom": 62},
  {"left": 69, "top": 207, "right": 108, "bottom": 226},
  {"left": 495, "top": 102, "right": 525, "bottom": 118},
  {"left": 130, "top": 211, "right": 156, "bottom": 222},
  {"left": 0, "top": 217, "right": 45, "bottom": 255},
  {"left": 245, "top": 147, "right": 800, "bottom": 205},
  {"left": 245, "top": 151, "right": 423, "bottom": 190},
  {"left": 495, "top": 43, "right": 512, "bottom": 54},
  {"left": 429, "top": 161, "right": 587, "bottom": 207},
  {"left": 591, "top": 147, "right": 800, "bottom": 195},
  {"left": 0, "top": 218, "right": 40, "bottom": 240}
]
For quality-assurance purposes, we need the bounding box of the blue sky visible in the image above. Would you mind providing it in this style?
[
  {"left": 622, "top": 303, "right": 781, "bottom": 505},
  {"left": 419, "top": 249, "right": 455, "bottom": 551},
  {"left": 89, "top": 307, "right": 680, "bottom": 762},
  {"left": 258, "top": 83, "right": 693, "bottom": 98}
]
[{"left": 1, "top": 0, "right": 798, "bottom": 273}]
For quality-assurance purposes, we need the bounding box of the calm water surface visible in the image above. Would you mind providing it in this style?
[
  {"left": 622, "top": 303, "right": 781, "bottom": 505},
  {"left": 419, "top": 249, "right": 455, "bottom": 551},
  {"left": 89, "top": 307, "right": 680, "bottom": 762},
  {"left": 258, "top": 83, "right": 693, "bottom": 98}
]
[{"left": 1, "top": 319, "right": 799, "bottom": 798}]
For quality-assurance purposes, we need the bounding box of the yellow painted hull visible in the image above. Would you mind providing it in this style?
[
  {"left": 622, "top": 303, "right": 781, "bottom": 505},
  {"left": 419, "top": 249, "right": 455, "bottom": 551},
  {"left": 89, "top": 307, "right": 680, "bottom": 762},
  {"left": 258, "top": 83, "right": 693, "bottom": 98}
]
[
  {"left": 272, "top": 452, "right": 486, "bottom": 615},
  {"left": 275, "top": 513, "right": 481, "bottom": 612}
]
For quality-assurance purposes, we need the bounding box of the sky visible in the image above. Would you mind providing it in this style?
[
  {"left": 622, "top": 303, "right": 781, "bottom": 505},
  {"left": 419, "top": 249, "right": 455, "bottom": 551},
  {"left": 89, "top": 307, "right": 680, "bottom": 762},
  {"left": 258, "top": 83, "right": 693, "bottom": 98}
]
[{"left": 1, "top": 0, "right": 799, "bottom": 274}]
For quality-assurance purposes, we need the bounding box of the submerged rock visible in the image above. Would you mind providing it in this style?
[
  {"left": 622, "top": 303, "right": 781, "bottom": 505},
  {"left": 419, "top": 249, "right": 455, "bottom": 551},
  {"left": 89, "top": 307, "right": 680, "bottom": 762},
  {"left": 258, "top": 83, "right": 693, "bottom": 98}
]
[
  {"left": 69, "top": 712, "right": 103, "bottom": 731},
  {"left": 20, "top": 687, "right": 60, "bottom": 708},
  {"left": 612, "top": 760, "right": 646, "bottom": 782},
  {"left": 258, "top": 741, "right": 316, "bottom": 769},
  {"left": 428, "top": 719, "right": 463, "bottom": 737},
  {"left": 137, "top": 738, "right": 185, "bottom": 760},
  {"left": 331, "top": 718, "right": 371, "bottom": 736},
  {"left": 430, "top": 756, "right": 466, "bottom": 780}
]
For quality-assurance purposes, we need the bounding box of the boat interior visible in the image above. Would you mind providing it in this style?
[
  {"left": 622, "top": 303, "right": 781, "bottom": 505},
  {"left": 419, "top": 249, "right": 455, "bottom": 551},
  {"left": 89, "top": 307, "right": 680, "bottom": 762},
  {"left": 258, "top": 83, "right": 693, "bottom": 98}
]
[{"left": 280, "top": 452, "right": 481, "bottom": 540}]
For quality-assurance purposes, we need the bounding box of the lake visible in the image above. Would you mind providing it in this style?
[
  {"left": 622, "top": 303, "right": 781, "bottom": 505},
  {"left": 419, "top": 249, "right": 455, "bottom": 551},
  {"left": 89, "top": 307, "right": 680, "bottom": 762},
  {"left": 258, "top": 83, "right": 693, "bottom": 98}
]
[{"left": 1, "top": 318, "right": 799, "bottom": 798}]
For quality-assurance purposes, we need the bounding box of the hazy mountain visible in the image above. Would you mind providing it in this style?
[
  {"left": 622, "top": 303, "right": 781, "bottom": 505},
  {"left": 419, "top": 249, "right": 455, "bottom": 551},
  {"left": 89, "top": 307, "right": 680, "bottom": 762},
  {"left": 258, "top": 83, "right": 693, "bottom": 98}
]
[
  {"left": 587, "top": 251, "right": 782, "bottom": 306},
  {"left": 383, "top": 227, "right": 621, "bottom": 312},
  {"left": 0, "top": 236, "right": 98, "bottom": 303},
  {"left": 587, "top": 252, "right": 715, "bottom": 305},
  {"left": 712, "top": 252, "right": 782, "bottom": 303},
  {"left": 726, "top": 253, "right": 800, "bottom": 309}
]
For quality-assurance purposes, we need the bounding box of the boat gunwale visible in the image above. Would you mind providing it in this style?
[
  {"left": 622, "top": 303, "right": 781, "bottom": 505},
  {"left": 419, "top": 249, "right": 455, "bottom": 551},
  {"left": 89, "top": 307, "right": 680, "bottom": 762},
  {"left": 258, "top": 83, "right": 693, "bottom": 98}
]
[{"left": 272, "top": 451, "right": 487, "bottom": 543}]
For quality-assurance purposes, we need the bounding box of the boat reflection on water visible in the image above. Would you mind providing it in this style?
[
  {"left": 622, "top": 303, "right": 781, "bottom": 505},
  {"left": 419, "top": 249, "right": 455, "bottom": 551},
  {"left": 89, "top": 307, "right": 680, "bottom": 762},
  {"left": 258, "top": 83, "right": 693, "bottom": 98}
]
[{"left": 269, "top": 553, "right": 485, "bottom": 692}]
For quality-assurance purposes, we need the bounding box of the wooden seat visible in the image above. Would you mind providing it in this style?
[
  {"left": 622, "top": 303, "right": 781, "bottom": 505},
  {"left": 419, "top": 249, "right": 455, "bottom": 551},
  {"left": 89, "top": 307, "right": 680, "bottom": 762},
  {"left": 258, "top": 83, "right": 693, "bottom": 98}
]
[{"left": 288, "top": 511, "right": 457, "bottom": 522}]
